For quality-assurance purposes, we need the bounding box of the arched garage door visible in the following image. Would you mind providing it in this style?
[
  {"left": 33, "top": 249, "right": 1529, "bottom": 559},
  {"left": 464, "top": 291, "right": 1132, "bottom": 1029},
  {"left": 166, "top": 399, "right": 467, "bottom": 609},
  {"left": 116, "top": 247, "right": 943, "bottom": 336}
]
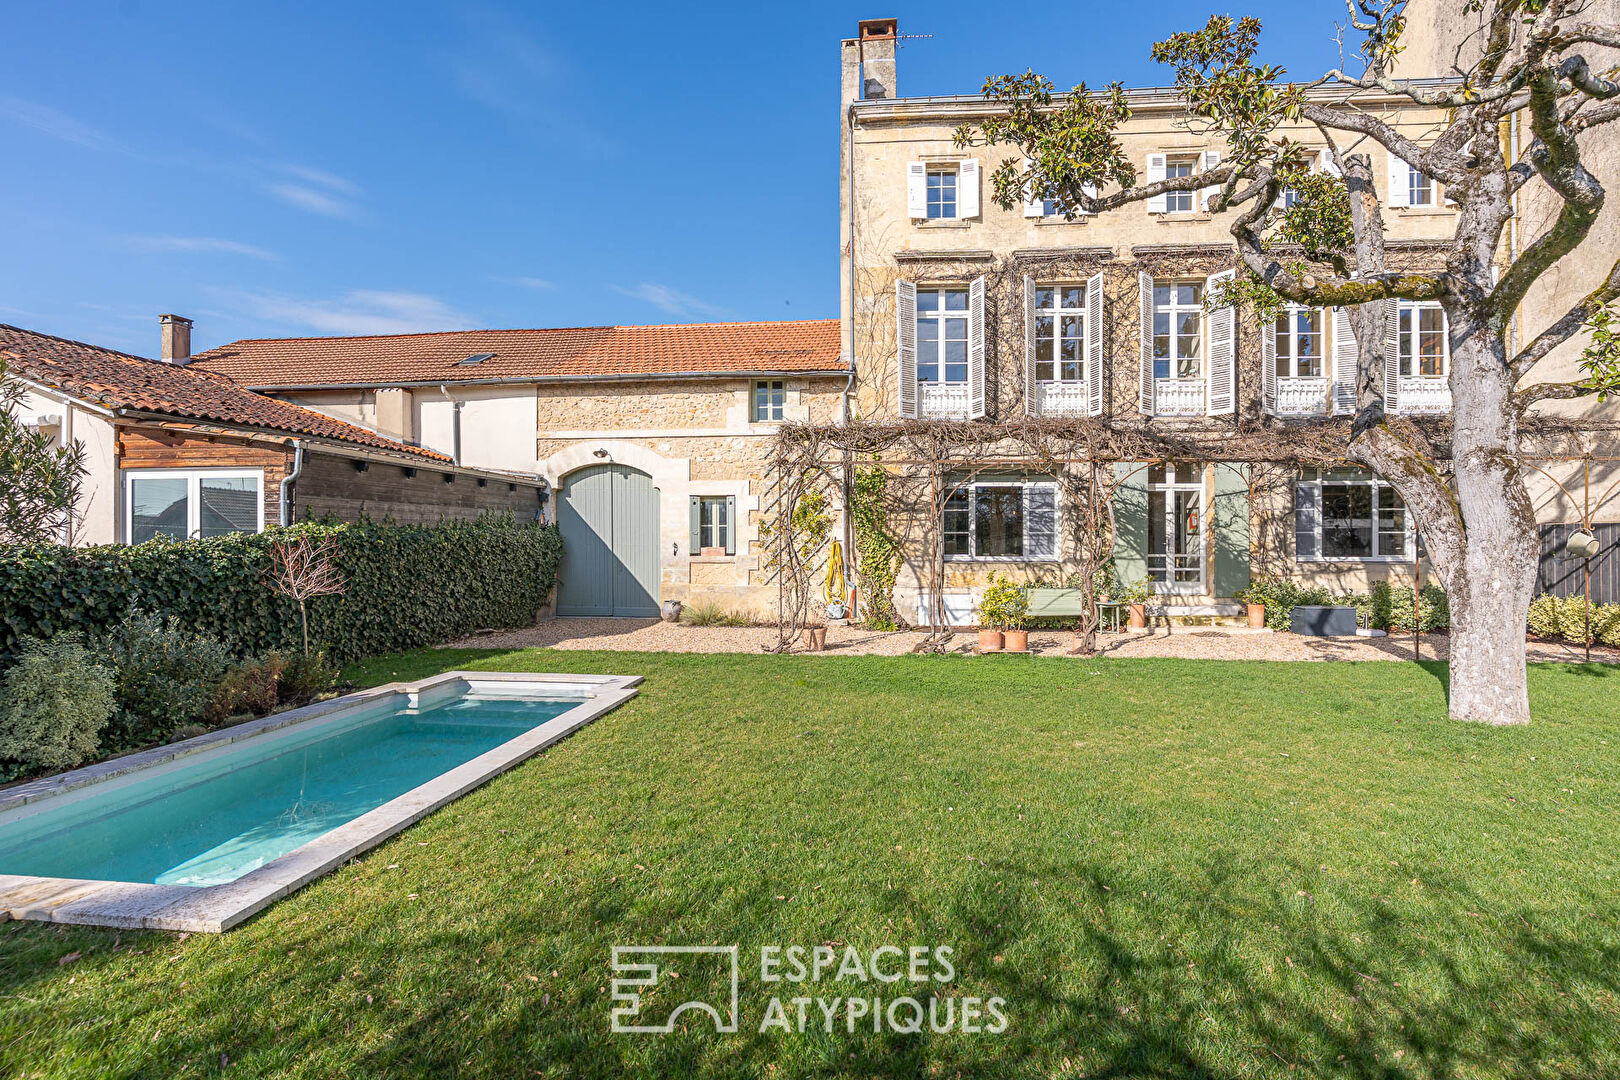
[{"left": 556, "top": 464, "right": 661, "bottom": 617}]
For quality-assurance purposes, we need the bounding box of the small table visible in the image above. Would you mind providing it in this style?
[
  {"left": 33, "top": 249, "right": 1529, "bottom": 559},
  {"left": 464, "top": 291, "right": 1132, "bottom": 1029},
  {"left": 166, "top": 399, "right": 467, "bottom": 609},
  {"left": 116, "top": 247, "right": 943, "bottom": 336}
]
[{"left": 1095, "top": 601, "right": 1125, "bottom": 633}]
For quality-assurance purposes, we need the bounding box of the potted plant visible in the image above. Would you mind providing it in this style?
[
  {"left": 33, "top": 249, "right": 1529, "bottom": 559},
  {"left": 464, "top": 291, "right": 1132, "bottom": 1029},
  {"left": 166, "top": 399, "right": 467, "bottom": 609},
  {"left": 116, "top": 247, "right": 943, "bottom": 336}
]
[
  {"left": 977, "top": 573, "right": 1030, "bottom": 653},
  {"left": 1235, "top": 581, "right": 1269, "bottom": 629},
  {"left": 1119, "top": 578, "right": 1152, "bottom": 630}
]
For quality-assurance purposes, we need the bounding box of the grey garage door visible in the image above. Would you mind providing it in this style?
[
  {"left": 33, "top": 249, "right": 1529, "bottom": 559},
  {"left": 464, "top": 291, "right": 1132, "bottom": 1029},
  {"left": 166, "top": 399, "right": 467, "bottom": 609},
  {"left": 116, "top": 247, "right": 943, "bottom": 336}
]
[{"left": 556, "top": 464, "right": 661, "bottom": 617}]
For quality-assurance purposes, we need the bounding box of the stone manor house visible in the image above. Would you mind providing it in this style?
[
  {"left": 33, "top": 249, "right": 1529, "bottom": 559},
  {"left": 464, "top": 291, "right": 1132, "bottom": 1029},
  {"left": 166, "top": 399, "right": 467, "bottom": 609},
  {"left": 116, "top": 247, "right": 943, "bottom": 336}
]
[{"left": 45, "top": 10, "right": 1614, "bottom": 625}]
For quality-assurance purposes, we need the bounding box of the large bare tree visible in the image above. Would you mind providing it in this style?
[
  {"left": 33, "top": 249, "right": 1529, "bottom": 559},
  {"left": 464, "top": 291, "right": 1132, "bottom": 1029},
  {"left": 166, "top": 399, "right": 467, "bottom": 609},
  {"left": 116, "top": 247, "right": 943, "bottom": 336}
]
[{"left": 960, "top": 0, "right": 1620, "bottom": 725}]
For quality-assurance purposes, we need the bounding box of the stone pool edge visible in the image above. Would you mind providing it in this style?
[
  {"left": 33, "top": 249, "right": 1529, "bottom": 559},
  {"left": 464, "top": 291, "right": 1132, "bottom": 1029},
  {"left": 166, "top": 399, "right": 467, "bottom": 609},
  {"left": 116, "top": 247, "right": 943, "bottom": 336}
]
[{"left": 0, "top": 671, "right": 641, "bottom": 933}]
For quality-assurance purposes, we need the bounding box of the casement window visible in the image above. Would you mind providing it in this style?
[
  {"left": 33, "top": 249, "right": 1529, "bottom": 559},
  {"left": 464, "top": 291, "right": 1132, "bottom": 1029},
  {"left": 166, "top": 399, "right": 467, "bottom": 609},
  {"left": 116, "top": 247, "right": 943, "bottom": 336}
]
[
  {"left": 125, "top": 469, "right": 263, "bottom": 545},
  {"left": 1264, "top": 305, "right": 1338, "bottom": 416},
  {"left": 943, "top": 481, "right": 1058, "bottom": 561},
  {"left": 753, "top": 379, "right": 786, "bottom": 421},
  {"left": 1024, "top": 274, "right": 1104, "bottom": 416},
  {"left": 1295, "top": 468, "right": 1414, "bottom": 561},
  {"left": 1387, "top": 154, "right": 1443, "bottom": 208},
  {"left": 896, "top": 278, "right": 987, "bottom": 419},
  {"left": 1138, "top": 271, "right": 1236, "bottom": 417},
  {"left": 1146, "top": 150, "right": 1221, "bottom": 213},
  {"left": 689, "top": 495, "right": 737, "bottom": 555},
  {"left": 1147, "top": 463, "right": 1205, "bottom": 591},
  {"left": 1163, "top": 156, "right": 1197, "bottom": 213},
  {"left": 1020, "top": 159, "right": 1097, "bottom": 219},
  {"left": 1273, "top": 306, "right": 1325, "bottom": 378},
  {"left": 1034, "top": 285, "right": 1086, "bottom": 383},
  {"left": 1398, "top": 302, "right": 1447, "bottom": 377},
  {"left": 1278, "top": 149, "right": 1341, "bottom": 209},
  {"left": 907, "top": 160, "right": 980, "bottom": 220}
]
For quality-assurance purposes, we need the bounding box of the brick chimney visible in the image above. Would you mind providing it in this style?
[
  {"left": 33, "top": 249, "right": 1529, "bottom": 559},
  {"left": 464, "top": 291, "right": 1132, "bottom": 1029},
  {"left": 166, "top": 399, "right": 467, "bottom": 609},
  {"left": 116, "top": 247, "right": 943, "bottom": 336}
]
[
  {"left": 857, "top": 18, "right": 898, "bottom": 100},
  {"left": 159, "top": 314, "right": 192, "bottom": 364}
]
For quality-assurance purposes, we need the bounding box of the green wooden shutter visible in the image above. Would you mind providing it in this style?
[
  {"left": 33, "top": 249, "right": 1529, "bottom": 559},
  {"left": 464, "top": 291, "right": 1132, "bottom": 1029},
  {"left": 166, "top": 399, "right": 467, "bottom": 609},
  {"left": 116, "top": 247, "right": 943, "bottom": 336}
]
[
  {"left": 725, "top": 495, "right": 737, "bottom": 556},
  {"left": 1211, "top": 463, "right": 1252, "bottom": 598},
  {"left": 689, "top": 496, "right": 701, "bottom": 554},
  {"left": 1112, "top": 463, "right": 1150, "bottom": 587}
]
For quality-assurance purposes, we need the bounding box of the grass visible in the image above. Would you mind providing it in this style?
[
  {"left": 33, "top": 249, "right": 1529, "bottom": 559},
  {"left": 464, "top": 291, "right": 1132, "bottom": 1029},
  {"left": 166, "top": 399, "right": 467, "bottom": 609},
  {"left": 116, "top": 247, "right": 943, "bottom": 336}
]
[{"left": 1, "top": 650, "right": 1617, "bottom": 1078}]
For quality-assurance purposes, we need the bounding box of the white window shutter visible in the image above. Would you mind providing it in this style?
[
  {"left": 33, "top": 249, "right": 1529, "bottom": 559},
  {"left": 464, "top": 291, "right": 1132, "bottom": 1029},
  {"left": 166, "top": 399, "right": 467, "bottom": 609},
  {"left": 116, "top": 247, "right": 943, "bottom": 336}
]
[
  {"left": 1261, "top": 308, "right": 1278, "bottom": 415},
  {"left": 959, "top": 159, "right": 980, "bottom": 219},
  {"left": 1022, "top": 159, "right": 1043, "bottom": 218},
  {"left": 896, "top": 280, "right": 918, "bottom": 418},
  {"left": 1318, "top": 148, "right": 1341, "bottom": 177},
  {"left": 1382, "top": 299, "right": 1401, "bottom": 412},
  {"left": 1077, "top": 182, "right": 1098, "bottom": 215},
  {"left": 1331, "top": 306, "right": 1358, "bottom": 415},
  {"left": 1200, "top": 150, "right": 1222, "bottom": 210},
  {"left": 1086, "top": 270, "right": 1105, "bottom": 416},
  {"left": 906, "top": 162, "right": 928, "bottom": 219},
  {"left": 1146, "top": 153, "right": 1168, "bottom": 214},
  {"left": 1386, "top": 153, "right": 1410, "bottom": 208},
  {"left": 967, "top": 276, "right": 987, "bottom": 419},
  {"left": 1023, "top": 276, "right": 1038, "bottom": 413},
  {"left": 1026, "top": 485, "right": 1058, "bottom": 559},
  {"left": 1205, "top": 268, "right": 1237, "bottom": 415},
  {"left": 1139, "top": 270, "right": 1156, "bottom": 414}
]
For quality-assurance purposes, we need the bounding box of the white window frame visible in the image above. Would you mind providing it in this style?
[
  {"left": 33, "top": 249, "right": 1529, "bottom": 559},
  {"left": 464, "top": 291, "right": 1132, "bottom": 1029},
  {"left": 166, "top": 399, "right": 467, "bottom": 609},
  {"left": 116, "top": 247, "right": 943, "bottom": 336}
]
[
  {"left": 1398, "top": 301, "right": 1449, "bottom": 378},
  {"left": 1408, "top": 167, "right": 1436, "bottom": 207},
  {"left": 1296, "top": 468, "right": 1416, "bottom": 563},
  {"left": 1163, "top": 155, "right": 1198, "bottom": 213},
  {"left": 942, "top": 480, "right": 1060, "bottom": 562},
  {"left": 1274, "top": 304, "right": 1326, "bottom": 378},
  {"left": 753, "top": 379, "right": 786, "bottom": 422},
  {"left": 1152, "top": 281, "right": 1204, "bottom": 380},
  {"left": 698, "top": 496, "right": 730, "bottom": 552},
  {"left": 916, "top": 287, "right": 971, "bottom": 387},
  {"left": 1033, "top": 284, "right": 1087, "bottom": 385},
  {"left": 926, "top": 165, "right": 958, "bottom": 220},
  {"left": 1146, "top": 463, "right": 1206, "bottom": 594},
  {"left": 124, "top": 468, "right": 264, "bottom": 544}
]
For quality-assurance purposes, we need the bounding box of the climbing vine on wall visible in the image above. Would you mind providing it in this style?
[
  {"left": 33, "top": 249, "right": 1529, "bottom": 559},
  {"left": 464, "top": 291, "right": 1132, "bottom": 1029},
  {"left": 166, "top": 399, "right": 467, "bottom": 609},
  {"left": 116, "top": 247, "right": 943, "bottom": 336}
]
[{"left": 850, "top": 460, "right": 900, "bottom": 630}]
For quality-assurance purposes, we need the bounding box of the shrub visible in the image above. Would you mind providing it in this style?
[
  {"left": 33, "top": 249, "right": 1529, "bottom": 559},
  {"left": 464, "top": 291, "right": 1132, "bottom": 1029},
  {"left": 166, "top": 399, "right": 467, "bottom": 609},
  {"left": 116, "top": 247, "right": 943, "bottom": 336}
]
[
  {"left": 1527, "top": 594, "right": 1563, "bottom": 638},
  {"left": 279, "top": 649, "right": 340, "bottom": 706},
  {"left": 91, "top": 609, "right": 233, "bottom": 752},
  {"left": 0, "top": 519, "right": 563, "bottom": 667},
  {"left": 976, "top": 573, "right": 1030, "bottom": 631},
  {"left": 679, "top": 602, "right": 750, "bottom": 628},
  {"left": 1386, "top": 583, "right": 1450, "bottom": 633},
  {"left": 1239, "top": 578, "right": 1333, "bottom": 630},
  {"left": 0, "top": 634, "right": 114, "bottom": 778},
  {"left": 206, "top": 653, "right": 288, "bottom": 724}
]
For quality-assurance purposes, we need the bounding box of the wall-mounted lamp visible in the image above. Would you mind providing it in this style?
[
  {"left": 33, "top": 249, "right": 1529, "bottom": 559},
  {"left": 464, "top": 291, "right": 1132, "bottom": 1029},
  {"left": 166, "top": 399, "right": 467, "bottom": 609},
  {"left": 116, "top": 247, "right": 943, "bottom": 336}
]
[{"left": 592, "top": 448, "right": 609, "bottom": 459}]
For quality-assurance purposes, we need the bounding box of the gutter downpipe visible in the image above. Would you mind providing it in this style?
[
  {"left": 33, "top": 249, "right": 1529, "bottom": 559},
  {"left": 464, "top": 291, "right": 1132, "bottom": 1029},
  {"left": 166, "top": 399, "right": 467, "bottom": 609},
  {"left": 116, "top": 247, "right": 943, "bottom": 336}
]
[
  {"left": 439, "top": 384, "right": 463, "bottom": 466},
  {"left": 840, "top": 96, "right": 860, "bottom": 616},
  {"left": 280, "top": 441, "right": 305, "bottom": 527}
]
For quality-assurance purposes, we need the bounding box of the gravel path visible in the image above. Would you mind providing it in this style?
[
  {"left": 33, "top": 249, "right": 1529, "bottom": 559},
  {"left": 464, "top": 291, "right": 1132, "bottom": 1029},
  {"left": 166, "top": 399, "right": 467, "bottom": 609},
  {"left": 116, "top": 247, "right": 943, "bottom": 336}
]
[{"left": 452, "top": 618, "right": 1617, "bottom": 664}]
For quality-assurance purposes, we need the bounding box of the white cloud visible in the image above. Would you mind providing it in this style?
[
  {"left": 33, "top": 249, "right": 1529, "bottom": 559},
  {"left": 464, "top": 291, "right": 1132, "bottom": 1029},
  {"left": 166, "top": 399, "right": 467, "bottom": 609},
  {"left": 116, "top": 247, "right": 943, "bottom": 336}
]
[
  {"left": 235, "top": 290, "right": 472, "bottom": 336},
  {"left": 611, "top": 282, "right": 727, "bottom": 318},
  {"left": 263, "top": 163, "right": 361, "bottom": 218},
  {"left": 268, "top": 182, "right": 355, "bottom": 219},
  {"left": 126, "top": 235, "right": 278, "bottom": 260},
  {"left": 0, "top": 96, "right": 122, "bottom": 152},
  {"left": 493, "top": 275, "right": 554, "bottom": 290},
  {"left": 273, "top": 163, "right": 360, "bottom": 196}
]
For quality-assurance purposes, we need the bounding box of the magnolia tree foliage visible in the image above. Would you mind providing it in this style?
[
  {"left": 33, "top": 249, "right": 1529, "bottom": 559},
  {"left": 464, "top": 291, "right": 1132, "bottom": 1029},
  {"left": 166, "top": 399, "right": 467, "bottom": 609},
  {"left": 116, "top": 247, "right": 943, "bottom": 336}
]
[
  {"left": 957, "top": 0, "right": 1620, "bottom": 725},
  {"left": 0, "top": 362, "right": 84, "bottom": 545}
]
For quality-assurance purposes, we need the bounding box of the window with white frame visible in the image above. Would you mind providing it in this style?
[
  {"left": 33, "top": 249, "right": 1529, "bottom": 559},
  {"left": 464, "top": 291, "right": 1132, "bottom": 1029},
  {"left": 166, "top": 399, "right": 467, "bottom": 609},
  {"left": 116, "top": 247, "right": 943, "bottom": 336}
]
[
  {"left": 943, "top": 481, "right": 1058, "bottom": 560},
  {"left": 1164, "top": 156, "right": 1197, "bottom": 213},
  {"left": 1152, "top": 282, "right": 1204, "bottom": 379},
  {"left": 917, "top": 288, "right": 969, "bottom": 385},
  {"left": 1295, "top": 467, "right": 1413, "bottom": 561},
  {"left": 753, "top": 379, "right": 785, "bottom": 421},
  {"left": 698, "top": 496, "right": 730, "bottom": 552},
  {"left": 1398, "top": 302, "right": 1448, "bottom": 377},
  {"left": 125, "top": 469, "right": 263, "bottom": 545},
  {"left": 1273, "top": 305, "right": 1325, "bottom": 378},
  {"left": 1147, "top": 463, "right": 1204, "bottom": 589},
  {"left": 1408, "top": 167, "right": 1436, "bottom": 207},
  {"left": 1034, "top": 284, "right": 1085, "bottom": 383},
  {"left": 926, "top": 166, "right": 958, "bottom": 219}
]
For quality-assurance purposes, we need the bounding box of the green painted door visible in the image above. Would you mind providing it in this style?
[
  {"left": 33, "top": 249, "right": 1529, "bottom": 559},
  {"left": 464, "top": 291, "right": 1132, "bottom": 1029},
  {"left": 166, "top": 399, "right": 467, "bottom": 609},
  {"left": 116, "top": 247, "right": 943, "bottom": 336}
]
[{"left": 557, "top": 464, "right": 661, "bottom": 617}]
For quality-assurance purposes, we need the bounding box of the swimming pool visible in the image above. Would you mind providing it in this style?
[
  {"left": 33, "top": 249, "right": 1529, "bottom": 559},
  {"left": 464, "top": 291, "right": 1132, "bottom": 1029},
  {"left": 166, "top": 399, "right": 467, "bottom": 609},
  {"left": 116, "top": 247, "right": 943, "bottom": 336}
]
[{"left": 0, "top": 671, "right": 639, "bottom": 931}]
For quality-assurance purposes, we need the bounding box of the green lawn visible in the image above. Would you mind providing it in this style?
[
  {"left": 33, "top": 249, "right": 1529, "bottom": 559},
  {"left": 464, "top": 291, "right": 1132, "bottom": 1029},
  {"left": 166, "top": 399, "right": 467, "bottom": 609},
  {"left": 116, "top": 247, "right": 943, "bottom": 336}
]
[{"left": 1, "top": 651, "right": 1617, "bottom": 1079}]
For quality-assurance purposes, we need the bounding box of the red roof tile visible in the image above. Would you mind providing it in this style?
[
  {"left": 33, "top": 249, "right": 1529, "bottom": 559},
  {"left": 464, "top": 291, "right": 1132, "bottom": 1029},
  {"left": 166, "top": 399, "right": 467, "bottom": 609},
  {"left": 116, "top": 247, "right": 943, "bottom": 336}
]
[
  {"left": 1, "top": 324, "right": 450, "bottom": 461},
  {"left": 189, "top": 319, "right": 846, "bottom": 387}
]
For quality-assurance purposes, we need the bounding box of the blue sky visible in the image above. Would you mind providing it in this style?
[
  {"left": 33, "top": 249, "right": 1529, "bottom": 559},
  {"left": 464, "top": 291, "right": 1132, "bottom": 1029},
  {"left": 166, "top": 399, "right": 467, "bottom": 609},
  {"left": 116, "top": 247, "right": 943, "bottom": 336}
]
[{"left": 2, "top": 1, "right": 1354, "bottom": 355}]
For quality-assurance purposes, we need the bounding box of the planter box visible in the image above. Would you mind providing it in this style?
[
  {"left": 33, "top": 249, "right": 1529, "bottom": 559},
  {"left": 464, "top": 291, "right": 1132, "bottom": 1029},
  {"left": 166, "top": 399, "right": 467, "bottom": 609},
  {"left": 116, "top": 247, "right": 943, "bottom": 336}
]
[{"left": 1290, "top": 605, "right": 1358, "bottom": 637}]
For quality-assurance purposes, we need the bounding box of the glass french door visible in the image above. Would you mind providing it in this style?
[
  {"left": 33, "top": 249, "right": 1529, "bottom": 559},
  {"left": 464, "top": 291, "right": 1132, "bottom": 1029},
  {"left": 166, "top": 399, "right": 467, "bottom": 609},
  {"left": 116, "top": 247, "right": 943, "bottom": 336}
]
[{"left": 1147, "top": 463, "right": 1205, "bottom": 593}]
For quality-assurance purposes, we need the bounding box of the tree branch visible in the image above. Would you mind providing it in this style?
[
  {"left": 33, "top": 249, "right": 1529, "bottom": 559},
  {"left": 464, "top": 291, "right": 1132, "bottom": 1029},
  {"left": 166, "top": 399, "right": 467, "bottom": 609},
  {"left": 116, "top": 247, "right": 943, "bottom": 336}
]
[{"left": 1510, "top": 252, "right": 1620, "bottom": 378}]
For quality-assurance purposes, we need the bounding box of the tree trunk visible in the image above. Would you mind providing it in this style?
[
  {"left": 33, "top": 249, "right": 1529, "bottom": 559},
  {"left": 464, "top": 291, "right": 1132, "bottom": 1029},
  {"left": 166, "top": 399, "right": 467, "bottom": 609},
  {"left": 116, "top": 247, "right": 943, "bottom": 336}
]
[{"left": 1437, "top": 325, "right": 1539, "bottom": 725}]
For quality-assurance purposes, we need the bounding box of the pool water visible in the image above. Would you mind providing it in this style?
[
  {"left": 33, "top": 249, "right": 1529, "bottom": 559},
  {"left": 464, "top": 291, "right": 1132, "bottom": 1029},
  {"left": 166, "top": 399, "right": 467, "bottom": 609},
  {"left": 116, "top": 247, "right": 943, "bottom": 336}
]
[{"left": 0, "top": 691, "right": 574, "bottom": 887}]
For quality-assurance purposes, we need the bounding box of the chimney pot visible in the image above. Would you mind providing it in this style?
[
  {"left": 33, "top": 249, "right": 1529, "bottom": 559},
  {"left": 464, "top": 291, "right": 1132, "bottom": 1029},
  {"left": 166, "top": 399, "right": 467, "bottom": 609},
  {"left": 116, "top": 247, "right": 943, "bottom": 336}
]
[
  {"left": 855, "top": 18, "right": 898, "bottom": 101},
  {"left": 160, "top": 314, "right": 193, "bottom": 365}
]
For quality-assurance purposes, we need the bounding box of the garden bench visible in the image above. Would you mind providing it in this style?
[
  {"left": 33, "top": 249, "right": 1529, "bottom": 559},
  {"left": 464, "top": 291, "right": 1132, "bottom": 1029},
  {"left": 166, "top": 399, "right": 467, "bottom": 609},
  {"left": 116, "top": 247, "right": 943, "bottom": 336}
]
[{"left": 1027, "top": 588, "right": 1123, "bottom": 632}]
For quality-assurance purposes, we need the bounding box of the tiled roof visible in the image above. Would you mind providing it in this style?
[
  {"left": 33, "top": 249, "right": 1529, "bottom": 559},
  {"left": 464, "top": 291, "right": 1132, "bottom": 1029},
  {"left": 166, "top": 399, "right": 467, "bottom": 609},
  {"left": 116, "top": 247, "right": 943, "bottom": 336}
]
[
  {"left": 1, "top": 324, "right": 450, "bottom": 462},
  {"left": 189, "top": 319, "right": 847, "bottom": 387}
]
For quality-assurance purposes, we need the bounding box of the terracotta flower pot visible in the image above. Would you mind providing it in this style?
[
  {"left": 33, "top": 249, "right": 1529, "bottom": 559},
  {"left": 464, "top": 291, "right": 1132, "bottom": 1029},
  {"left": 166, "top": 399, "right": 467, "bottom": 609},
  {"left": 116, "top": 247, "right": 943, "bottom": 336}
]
[
  {"left": 807, "top": 627, "right": 827, "bottom": 651},
  {"left": 1003, "top": 629, "right": 1029, "bottom": 652},
  {"left": 977, "top": 629, "right": 1004, "bottom": 653},
  {"left": 1247, "top": 603, "right": 1265, "bottom": 629},
  {"left": 1127, "top": 603, "right": 1147, "bottom": 630}
]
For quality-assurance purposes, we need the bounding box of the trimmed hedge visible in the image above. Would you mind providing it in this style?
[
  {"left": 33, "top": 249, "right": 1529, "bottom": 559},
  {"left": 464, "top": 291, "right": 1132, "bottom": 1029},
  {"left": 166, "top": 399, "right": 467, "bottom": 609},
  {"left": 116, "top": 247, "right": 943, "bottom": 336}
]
[{"left": 0, "top": 519, "right": 563, "bottom": 666}]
